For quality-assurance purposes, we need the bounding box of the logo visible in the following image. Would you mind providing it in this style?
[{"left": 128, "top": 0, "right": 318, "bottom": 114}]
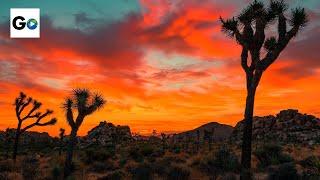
[
  {"left": 10, "top": 8, "right": 40, "bottom": 38},
  {"left": 27, "top": 19, "right": 38, "bottom": 30}
]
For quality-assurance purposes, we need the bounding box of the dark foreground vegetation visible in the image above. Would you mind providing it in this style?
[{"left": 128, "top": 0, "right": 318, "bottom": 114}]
[{"left": 1, "top": 136, "right": 320, "bottom": 180}]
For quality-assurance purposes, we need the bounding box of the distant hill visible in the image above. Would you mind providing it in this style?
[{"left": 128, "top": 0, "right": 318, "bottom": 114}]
[
  {"left": 171, "top": 122, "right": 234, "bottom": 142},
  {"left": 231, "top": 109, "right": 320, "bottom": 145}
]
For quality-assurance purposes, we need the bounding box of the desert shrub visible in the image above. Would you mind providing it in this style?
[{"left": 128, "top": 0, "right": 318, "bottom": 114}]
[
  {"left": 167, "top": 166, "right": 190, "bottom": 180},
  {"left": 220, "top": 173, "right": 237, "bottom": 180},
  {"left": 83, "top": 148, "right": 114, "bottom": 164},
  {"left": 268, "top": 163, "right": 299, "bottom": 180},
  {"left": 254, "top": 144, "right": 293, "bottom": 168},
  {"left": 199, "top": 146, "right": 239, "bottom": 177},
  {"left": 51, "top": 164, "right": 62, "bottom": 180},
  {"left": 66, "top": 176, "right": 76, "bottom": 180},
  {"left": 163, "top": 155, "right": 186, "bottom": 164},
  {"left": 300, "top": 156, "right": 320, "bottom": 179},
  {"left": 300, "top": 156, "right": 320, "bottom": 169},
  {"left": 119, "top": 157, "right": 127, "bottom": 168},
  {"left": 89, "top": 161, "right": 116, "bottom": 173},
  {"left": 130, "top": 163, "right": 153, "bottom": 180},
  {"left": 0, "top": 173, "right": 9, "bottom": 180},
  {"left": 98, "top": 170, "right": 125, "bottom": 180},
  {"left": 0, "top": 161, "right": 14, "bottom": 173},
  {"left": 90, "top": 162, "right": 107, "bottom": 173},
  {"left": 151, "top": 158, "right": 171, "bottom": 176},
  {"left": 171, "top": 145, "right": 181, "bottom": 154},
  {"left": 21, "top": 156, "right": 40, "bottom": 180},
  {"left": 140, "top": 144, "right": 154, "bottom": 156},
  {"left": 128, "top": 146, "right": 143, "bottom": 162}
]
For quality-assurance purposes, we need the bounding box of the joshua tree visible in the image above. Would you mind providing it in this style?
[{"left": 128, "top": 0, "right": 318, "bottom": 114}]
[
  {"left": 63, "top": 88, "right": 105, "bottom": 177},
  {"left": 220, "top": 1, "right": 308, "bottom": 178},
  {"left": 59, "top": 128, "right": 65, "bottom": 155},
  {"left": 13, "top": 92, "right": 57, "bottom": 161},
  {"left": 161, "top": 133, "right": 169, "bottom": 151}
]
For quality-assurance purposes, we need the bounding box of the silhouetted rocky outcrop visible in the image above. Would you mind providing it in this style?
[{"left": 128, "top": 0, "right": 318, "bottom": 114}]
[
  {"left": 231, "top": 109, "right": 320, "bottom": 145},
  {"left": 81, "top": 121, "right": 132, "bottom": 147},
  {"left": 0, "top": 129, "right": 55, "bottom": 144}
]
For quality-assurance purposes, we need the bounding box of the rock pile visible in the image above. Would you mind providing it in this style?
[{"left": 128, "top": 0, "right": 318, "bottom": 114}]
[
  {"left": 231, "top": 109, "right": 320, "bottom": 145},
  {"left": 81, "top": 121, "right": 132, "bottom": 146}
]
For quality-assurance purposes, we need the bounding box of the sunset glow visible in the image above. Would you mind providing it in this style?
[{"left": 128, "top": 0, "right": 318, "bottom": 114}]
[{"left": 0, "top": 0, "right": 319, "bottom": 136}]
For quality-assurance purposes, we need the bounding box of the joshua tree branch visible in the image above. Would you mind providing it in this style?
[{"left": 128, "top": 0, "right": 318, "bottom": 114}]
[
  {"left": 18, "top": 98, "right": 32, "bottom": 116},
  {"left": 21, "top": 118, "right": 56, "bottom": 133},
  {"left": 253, "top": 17, "right": 266, "bottom": 51},
  {"left": 241, "top": 47, "right": 249, "bottom": 73},
  {"left": 22, "top": 103, "right": 42, "bottom": 121},
  {"left": 278, "top": 13, "right": 287, "bottom": 42},
  {"left": 259, "top": 26, "right": 299, "bottom": 71}
]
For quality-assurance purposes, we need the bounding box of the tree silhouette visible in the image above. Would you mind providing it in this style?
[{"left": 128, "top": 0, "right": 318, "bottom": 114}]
[
  {"left": 63, "top": 88, "right": 105, "bottom": 177},
  {"left": 161, "top": 133, "right": 169, "bottom": 151},
  {"left": 220, "top": 1, "right": 308, "bottom": 178},
  {"left": 13, "top": 92, "right": 57, "bottom": 161}
]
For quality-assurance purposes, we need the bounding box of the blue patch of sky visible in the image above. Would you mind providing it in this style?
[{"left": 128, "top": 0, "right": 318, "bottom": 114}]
[{"left": 0, "top": 0, "right": 141, "bottom": 28}]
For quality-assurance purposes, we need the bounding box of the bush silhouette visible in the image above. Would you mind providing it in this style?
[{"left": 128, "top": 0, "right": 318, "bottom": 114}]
[
  {"left": 268, "top": 163, "right": 299, "bottom": 180},
  {"left": 200, "top": 146, "right": 240, "bottom": 177},
  {"left": 21, "top": 155, "right": 40, "bottom": 180},
  {"left": 131, "top": 163, "right": 153, "bottom": 180},
  {"left": 254, "top": 144, "right": 293, "bottom": 168},
  {"left": 167, "top": 166, "right": 190, "bottom": 180}
]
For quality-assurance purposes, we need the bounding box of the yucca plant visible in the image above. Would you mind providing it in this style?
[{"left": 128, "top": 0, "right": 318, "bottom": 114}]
[
  {"left": 220, "top": 1, "right": 308, "bottom": 179},
  {"left": 13, "top": 92, "right": 57, "bottom": 161},
  {"left": 63, "top": 88, "right": 105, "bottom": 177}
]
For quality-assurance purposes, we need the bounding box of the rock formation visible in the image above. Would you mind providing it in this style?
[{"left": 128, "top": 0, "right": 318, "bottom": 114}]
[
  {"left": 231, "top": 109, "right": 320, "bottom": 145},
  {"left": 81, "top": 121, "right": 132, "bottom": 146}
]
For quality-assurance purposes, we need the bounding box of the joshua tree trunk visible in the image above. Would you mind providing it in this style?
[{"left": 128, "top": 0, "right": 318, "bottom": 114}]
[
  {"left": 12, "top": 132, "right": 20, "bottom": 161},
  {"left": 64, "top": 128, "right": 77, "bottom": 177},
  {"left": 12, "top": 122, "right": 22, "bottom": 161},
  {"left": 241, "top": 73, "right": 262, "bottom": 180}
]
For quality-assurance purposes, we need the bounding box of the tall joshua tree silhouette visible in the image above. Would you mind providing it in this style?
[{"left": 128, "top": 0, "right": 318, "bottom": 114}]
[
  {"left": 63, "top": 88, "right": 105, "bottom": 177},
  {"left": 13, "top": 92, "right": 57, "bottom": 161},
  {"left": 220, "top": 1, "right": 308, "bottom": 178}
]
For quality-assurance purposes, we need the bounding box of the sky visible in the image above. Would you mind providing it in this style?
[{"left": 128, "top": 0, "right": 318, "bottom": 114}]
[{"left": 0, "top": 0, "right": 319, "bottom": 136}]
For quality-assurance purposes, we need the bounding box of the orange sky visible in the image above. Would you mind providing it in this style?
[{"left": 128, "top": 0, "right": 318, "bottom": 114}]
[{"left": 0, "top": 0, "right": 319, "bottom": 136}]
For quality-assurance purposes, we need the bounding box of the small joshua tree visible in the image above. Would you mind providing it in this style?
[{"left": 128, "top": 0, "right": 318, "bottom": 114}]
[
  {"left": 161, "top": 133, "right": 169, "bottom": 151},
  {"left": 13, "top": 92, "right": 57, "bottom": 161},
  {"left": 63, "top": 88, "right": 105, "bottom": 177},
  {"left": 59, "top": 128, "right": 65, "bottom": 155}
]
